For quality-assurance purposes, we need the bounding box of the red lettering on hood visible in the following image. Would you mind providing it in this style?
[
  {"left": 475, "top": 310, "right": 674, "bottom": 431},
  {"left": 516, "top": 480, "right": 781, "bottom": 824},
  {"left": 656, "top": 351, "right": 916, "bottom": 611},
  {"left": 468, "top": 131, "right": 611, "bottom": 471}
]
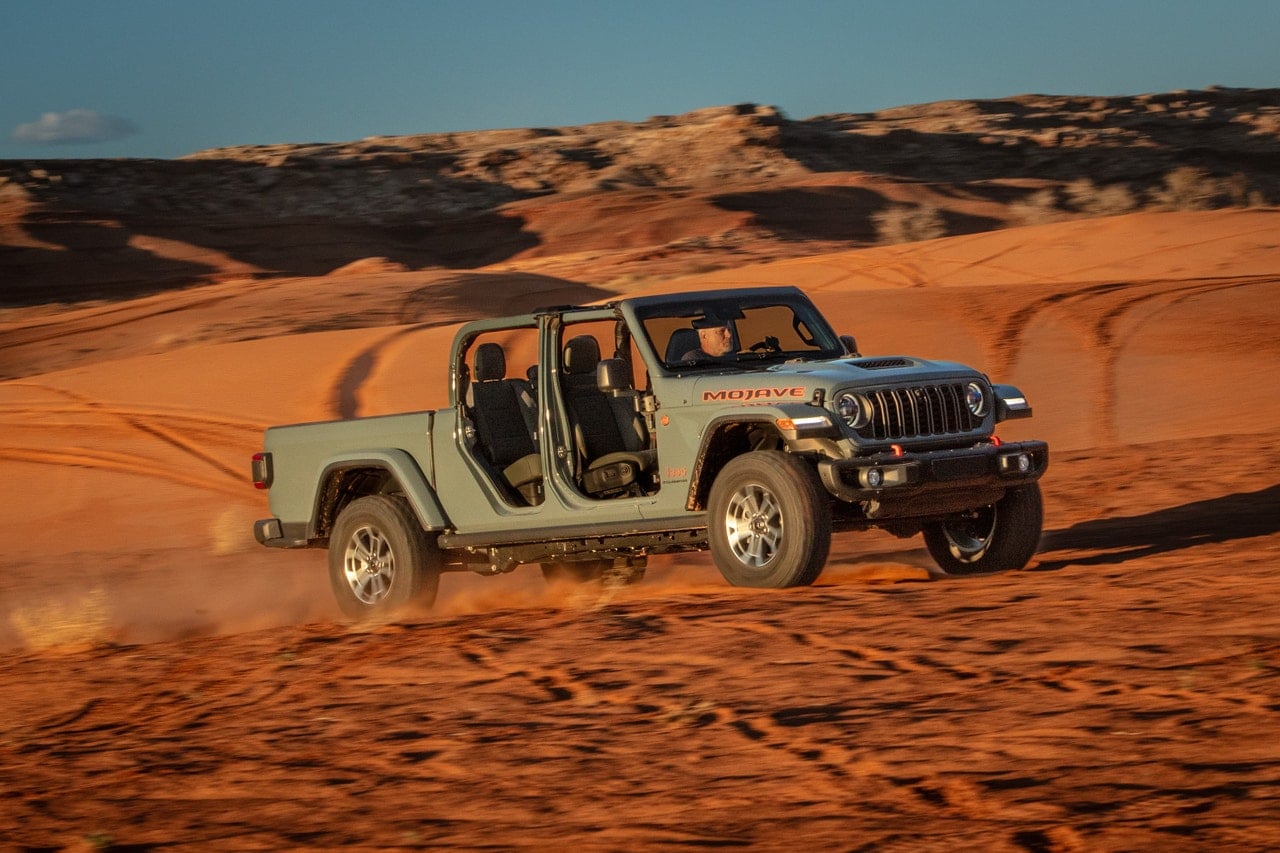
[{"left": 701, "top": 387, "right": 806, "bottom": 402}]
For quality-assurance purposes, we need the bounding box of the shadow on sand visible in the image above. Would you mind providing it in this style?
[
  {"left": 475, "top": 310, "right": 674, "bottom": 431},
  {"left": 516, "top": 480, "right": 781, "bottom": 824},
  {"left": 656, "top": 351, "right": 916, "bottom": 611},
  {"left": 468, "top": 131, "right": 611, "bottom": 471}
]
[{"left": 1035, "top": 483, "right": 1280, "bottom": 571}]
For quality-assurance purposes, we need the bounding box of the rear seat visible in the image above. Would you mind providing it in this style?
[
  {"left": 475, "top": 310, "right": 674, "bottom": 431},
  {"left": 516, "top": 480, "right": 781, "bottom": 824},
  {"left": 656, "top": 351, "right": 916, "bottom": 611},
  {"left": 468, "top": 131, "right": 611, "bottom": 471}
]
[{"left": 470, "top": 342, "right": 542, "bottom": 505}]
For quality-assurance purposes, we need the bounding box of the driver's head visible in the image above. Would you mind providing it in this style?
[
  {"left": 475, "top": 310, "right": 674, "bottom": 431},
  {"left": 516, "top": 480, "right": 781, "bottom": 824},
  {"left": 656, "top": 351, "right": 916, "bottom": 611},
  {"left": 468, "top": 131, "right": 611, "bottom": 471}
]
[{"left": 693, "top": 316, "right": 733, "bottom": 357}]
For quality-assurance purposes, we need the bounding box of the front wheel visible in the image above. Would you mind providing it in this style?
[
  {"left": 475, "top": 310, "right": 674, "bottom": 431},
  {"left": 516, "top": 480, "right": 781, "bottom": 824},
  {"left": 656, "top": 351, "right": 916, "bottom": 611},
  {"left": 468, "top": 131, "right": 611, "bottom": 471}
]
[
  {"left": 328, "top": 495, "right": 441, "bottom": 619},
  {"left": 707, "top": 451, "right": 831, "bottom": 588},
  {"left": 923, "top": 483, "right": 1043, "bottom": 575}
]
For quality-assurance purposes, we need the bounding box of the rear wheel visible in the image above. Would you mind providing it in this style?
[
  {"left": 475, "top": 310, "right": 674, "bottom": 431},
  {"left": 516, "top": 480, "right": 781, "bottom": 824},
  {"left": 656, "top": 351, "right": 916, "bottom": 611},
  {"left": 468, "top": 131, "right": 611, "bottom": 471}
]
[
  {"left": 923, "top": 483, "right": 1043, "bottom": 575},
  {"left": 707, "top": 451, "right": 831, "bottom": 588},
  {"left": 328, "top": 495, "right": 440, "bottom": 618}
]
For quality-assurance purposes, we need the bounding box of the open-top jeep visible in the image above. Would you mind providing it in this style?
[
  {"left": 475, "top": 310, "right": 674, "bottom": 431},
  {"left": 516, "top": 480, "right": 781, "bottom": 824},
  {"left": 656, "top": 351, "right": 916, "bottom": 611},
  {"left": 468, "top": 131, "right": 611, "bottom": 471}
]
[{"left": 253, "top": 286, "right": 1047, "bottom": 617}]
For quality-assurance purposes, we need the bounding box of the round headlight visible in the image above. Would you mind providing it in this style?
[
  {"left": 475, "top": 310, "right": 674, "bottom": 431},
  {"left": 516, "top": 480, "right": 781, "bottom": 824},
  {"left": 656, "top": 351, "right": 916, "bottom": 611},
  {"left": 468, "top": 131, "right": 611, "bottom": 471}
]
[
  {"left": 837, "top": 393, "right": 869, "bottom": 428},
  {"left": 965, "top": 382, "right": 988, "bottom": 417}
]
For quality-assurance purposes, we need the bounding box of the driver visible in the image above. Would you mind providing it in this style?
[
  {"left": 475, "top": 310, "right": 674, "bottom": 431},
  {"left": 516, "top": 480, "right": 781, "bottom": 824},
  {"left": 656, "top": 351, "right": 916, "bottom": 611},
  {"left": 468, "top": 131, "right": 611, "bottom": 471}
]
[{"left": 682, "top": 316, "right": 735, "bottom": 361}]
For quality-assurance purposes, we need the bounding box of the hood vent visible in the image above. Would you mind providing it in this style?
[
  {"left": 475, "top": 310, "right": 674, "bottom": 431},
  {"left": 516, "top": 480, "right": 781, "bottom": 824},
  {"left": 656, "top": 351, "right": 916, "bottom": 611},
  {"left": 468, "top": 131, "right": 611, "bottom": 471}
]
[{"left": 850, "top": 357, "right": 911, "bottom": 370}]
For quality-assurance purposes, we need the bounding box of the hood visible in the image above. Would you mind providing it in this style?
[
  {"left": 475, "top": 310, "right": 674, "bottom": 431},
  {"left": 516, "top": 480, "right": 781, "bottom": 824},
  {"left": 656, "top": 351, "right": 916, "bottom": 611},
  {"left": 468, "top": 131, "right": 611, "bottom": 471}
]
[
  {"left": 665, "top": 355, "right": 988, "bottom": 411},
  {"left": 765, "top": 354, "right": 983, "bottom": 387}
]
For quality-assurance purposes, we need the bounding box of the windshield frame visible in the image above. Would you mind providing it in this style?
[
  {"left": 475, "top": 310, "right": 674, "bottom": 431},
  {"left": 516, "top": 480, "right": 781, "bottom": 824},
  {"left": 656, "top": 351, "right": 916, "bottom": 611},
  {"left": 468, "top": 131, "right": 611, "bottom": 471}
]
[{"left": 629, "top": 289, "right": 845, "bottom": 374}]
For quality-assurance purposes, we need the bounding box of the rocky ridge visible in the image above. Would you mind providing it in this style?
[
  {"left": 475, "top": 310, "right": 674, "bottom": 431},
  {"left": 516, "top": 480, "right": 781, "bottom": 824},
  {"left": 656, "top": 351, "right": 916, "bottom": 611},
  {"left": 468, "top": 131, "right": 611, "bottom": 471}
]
[{"left": 2, "top": 88, "right": 1278, "bottom": 305}]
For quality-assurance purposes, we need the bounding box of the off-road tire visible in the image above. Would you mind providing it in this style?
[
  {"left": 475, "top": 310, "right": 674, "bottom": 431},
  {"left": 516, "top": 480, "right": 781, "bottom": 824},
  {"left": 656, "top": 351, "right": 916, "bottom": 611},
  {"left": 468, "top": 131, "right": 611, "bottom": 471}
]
[
  {"left": 707, "top": 451, "right": 831, "bottom": 588},
  {"left": 923, "top": 483, "right": 1043, "bottom": 575},
  {"left": 328, "top": 495, "right": 440, "bottom": 619}
]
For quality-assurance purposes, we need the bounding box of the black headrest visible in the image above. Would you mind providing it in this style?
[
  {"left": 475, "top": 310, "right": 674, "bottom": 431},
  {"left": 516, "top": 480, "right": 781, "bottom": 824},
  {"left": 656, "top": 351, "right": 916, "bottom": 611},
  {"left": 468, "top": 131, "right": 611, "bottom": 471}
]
[
  {"left": 665, "top": 327, "right": 701, "bottom": 362},
  {"left": 563, "top": 335, "right": 601, "bottom": 374},
  {"left": 474, "top": 342, "right": 506, "bottom": 382}
]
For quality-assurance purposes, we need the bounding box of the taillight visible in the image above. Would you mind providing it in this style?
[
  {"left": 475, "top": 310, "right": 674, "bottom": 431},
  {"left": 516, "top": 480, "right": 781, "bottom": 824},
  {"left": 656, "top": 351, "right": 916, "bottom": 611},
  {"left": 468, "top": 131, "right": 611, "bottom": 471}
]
[{"left": 251, "top": 452, "right": 273, "bottom": 489}]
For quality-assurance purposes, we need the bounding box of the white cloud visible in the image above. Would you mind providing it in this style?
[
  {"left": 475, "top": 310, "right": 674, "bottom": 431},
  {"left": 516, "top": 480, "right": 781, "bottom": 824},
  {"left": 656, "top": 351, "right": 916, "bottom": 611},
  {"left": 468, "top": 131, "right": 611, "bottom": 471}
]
[{"left": 12, "top": 109, "right": 139, "bottom": 145}]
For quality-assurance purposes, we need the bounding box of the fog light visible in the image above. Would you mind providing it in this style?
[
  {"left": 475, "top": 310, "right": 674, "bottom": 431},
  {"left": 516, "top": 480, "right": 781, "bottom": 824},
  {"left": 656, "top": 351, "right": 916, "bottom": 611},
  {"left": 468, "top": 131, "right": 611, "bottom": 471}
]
[
  {"left": 865, "top": 468, "right": 884, "bottom": 488},
  {"left": 1000, "top": 452, "right": 1033, "bottom": 474}
]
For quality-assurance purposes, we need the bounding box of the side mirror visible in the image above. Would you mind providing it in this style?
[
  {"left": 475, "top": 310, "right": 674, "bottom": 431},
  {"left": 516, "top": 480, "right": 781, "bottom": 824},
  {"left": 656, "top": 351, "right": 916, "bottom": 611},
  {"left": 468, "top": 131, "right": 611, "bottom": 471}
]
[
  {"left": 993, "top": 384, "right": 1033, "bottom": 422},
  {"left": 840, "top": 334, "right": 860, "bottom": 357},
  {"left": 596, "top": 358, "right": 630, "bottom": 395}
]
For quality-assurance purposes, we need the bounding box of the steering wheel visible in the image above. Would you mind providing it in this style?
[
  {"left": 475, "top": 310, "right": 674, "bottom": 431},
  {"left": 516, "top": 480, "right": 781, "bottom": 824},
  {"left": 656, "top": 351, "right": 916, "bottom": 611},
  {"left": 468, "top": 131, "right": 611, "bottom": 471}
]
[{"left": 748, "top": 336, "right": 782, "bottom": 353}]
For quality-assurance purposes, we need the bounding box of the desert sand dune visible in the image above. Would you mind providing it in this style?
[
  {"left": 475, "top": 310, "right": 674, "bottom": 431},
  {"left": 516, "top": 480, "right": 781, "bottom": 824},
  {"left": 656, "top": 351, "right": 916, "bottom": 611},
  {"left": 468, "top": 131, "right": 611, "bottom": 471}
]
[{"left": 1, "top": 209, "right": 1279, "bottom": 849}]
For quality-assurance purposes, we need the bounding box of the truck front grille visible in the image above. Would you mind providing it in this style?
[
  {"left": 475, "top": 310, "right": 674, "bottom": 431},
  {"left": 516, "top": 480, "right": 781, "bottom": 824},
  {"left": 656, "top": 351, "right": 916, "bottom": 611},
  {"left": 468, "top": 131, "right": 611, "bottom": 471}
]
[{"left": 858, "top": 383, "right": 979, "bottom": 440}]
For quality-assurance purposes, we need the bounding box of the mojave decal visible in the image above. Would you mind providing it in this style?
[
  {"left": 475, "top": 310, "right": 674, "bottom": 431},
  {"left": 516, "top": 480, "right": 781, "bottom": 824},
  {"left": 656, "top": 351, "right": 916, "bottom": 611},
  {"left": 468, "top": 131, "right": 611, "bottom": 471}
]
[{"left": 701, "top": 386, "right": 806, "bottom": 403}]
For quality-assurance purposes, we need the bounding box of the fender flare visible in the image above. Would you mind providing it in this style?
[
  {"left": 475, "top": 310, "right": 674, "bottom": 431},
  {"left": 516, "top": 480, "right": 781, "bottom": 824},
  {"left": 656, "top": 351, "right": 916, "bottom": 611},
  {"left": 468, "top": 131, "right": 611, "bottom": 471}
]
[
  {"left": 310, "top": 450, "right": 450, "bottom": 537},
  {"left": 685, "top": 407, "right": 841, "bottom": 510},
  {"left": 686, "top": 412, "right": 785, "bottom": 511}
]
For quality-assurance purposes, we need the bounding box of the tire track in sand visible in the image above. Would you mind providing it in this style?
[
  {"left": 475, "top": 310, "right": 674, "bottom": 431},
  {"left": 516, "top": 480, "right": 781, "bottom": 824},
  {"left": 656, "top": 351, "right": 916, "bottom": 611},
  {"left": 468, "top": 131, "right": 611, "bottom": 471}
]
[
  {"left": 0, "top": 399, "right": 263, "bottom": 434},
  {"left": 450, "top": 619, "right": 877, "bottom": 802},
  {"left": 451, "top": 610, "right": 1066, "bottom": 829},
  {"left": 329, "top": 322, "right": 448, "bottom": 419},
  {"left": 990, "top": 275, "right": 1276, "bottom": 443},
  {"left": 0, "top": 382, "right": 258, "bottom": 496},
  {"left": 0, "top": 287, "right": 243, "bottom": 351},
  {"left": 0, "top": 446, "right": 246, "bottom": 498}
]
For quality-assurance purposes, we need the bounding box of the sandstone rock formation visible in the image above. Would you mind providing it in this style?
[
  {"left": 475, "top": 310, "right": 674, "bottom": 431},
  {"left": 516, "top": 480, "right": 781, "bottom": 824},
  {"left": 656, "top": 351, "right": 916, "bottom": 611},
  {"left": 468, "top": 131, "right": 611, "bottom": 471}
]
[{"left": 2, "top": 89, "right": 1277, "bottom": 307}]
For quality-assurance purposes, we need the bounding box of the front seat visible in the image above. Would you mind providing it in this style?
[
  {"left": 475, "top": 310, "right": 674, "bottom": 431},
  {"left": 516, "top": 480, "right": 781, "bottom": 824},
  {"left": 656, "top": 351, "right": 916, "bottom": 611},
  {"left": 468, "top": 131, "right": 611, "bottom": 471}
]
[
  {"left": 665, "top": 327, "right": 701, "bottom": 364},
  {"left": 561, "top": 335, "right": 657, "bottom": 497},
  {"left": 470, "top": 342, "right": 543, "bottom": 505}
]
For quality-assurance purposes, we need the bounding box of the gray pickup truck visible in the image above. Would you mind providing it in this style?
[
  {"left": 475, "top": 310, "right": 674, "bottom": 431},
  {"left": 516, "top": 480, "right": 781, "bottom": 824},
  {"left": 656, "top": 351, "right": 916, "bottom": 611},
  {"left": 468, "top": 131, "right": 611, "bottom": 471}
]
[{"left": 253, "top": 286, "right": 1047, "bottom": 617}]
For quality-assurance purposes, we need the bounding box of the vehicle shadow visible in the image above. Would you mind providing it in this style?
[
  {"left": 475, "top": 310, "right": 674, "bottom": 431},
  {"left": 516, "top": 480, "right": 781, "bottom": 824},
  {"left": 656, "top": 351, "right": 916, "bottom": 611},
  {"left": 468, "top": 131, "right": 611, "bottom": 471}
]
[{"left": 1034, "top": 483, "right": 1280, "bottom": 571}]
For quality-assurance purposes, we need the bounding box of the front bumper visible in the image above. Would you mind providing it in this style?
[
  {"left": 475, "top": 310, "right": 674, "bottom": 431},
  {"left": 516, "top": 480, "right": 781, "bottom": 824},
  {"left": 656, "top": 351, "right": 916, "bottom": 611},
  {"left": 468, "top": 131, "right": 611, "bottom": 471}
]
[{"left": 817, "top": 440, "right": 1048, "bottom": 519}]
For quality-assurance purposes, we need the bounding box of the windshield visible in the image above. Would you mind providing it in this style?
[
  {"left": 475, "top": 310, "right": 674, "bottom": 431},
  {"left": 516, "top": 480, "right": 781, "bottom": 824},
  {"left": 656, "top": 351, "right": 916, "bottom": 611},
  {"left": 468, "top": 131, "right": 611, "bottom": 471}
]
[{"left": 637, "top": 294, "right": 843, "bottom": 370}]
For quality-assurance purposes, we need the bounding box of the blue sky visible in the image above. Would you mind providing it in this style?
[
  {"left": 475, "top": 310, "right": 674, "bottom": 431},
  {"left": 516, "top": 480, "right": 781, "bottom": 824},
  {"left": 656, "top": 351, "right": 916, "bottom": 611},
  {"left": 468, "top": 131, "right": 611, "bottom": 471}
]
[{"left": 3, "top": 0, "right": 1277, "bottom": 160}]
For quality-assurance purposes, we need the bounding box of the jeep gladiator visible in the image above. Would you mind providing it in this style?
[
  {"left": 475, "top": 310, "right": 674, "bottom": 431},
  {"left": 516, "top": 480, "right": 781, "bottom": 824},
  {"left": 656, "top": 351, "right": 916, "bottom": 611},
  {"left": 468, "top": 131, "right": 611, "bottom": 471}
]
[{"left": 252, "top": 286, "right": 1048, "bottom": 617}]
